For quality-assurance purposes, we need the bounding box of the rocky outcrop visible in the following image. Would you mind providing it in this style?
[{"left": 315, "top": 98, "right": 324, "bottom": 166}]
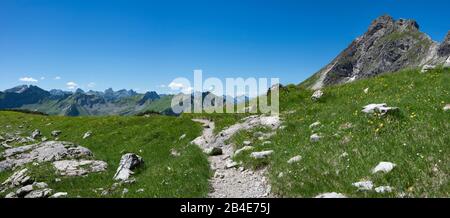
[
  {"left": 113, "top": 153, "right": 144, "bottom": 181},
  {"left": 53, "top": 160, "right": 107, "bottom": 176},
  {"left": 306, "top": 15, "right": 450, "bottom": 89},
  {"left": 0, "top": 141, "right": 92, "bottom": 172}
]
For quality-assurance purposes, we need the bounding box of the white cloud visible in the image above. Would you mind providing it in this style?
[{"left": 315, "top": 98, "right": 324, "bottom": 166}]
[
  {"left": 87, "top": 82, "right": 96, "bottom": 88},
  {"left": 19, "top": 77, "right": 38, "bottom": 82},
  {"left": 40, "top": 77, "right": 45, "bottom": 80},
  {"left": 54, "top": 76, "right": 61, "bottom": 80},
  {"left": 66, "top": 81, "right": 78, "bottom": 90},
  {"left": 168, "top": 81, "right": 193, "bottom": 94}
]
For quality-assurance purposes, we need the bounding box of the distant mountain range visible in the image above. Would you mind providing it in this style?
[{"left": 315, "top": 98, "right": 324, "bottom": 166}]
[
  {"left": 0, "top": 85, "right": 174, "bottom": 116},
  {"left": 302, "top": 15, "right": 450, "bottom": 89},
  {"left": 0, "top": 85, "right": 251, "bottom": 116}
]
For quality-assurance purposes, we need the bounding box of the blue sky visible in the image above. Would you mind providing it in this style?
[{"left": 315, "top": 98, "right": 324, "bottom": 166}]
[{"left": 1, "top": 0, "right": 449, "bottom": 93}]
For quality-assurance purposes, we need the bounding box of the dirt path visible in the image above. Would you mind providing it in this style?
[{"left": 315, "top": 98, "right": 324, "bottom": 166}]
[{"left": 192, "top": 115, "right": 280, "bottom": 198}]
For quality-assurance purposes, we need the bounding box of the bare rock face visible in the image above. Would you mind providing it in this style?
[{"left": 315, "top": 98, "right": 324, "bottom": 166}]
[
  {"left": 1, "top": 168, "right": 32, "bottom": 190},
  {"left": 113, "top": 153, "right": 144, "bottom": 181},
  {"left": 0, "top": 141, "right": 93, "bottom": 172},
  {"left": 306, "top": 15, "right": 449, "bottom": 89},
  {"left": 362, "top": 103, "right": 399, "bottom": 116},
  {"left": 53, "top": 160, "right": 107, "bottom": 176}
]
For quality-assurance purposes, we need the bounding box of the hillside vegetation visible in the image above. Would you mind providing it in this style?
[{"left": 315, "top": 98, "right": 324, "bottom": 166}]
[
  {"left": 0, "top": 113, "right": 210, "bottom": 197},
  {"left": 200, "top": 67, "right": 449, "bottom": 197}
]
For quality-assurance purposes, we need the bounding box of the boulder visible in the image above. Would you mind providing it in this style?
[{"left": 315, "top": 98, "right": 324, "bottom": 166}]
[
  {"left": 311, "top": 90, "right": 323, "bottom": 101},
  {"left": 372, "top": 162, "right": 396, "bottom": 174},
  {"left": 352, "top": 180, "right": 374, "bottom": 191},
  {"left": 250, "top": 150, "right": 273, "bottom": 159},
  {"left": 315, "top": 192, "right": 347, "bottom": 198},
  {"left": 234, "top": 146, "right": 254, "bottom": 156},
  {"left": 53, "top": 160, "right": 107, "bottom": 176},
  {"left": 0, "top": 141, "right": 93, "bottom": 172},
  {"left": 287, "top": 155, "right": 302, "bottom": 164},
  {"left": 375, "top": 186, "right": 393, "bottom": 193},
  {"left": 362, "top": 103, "right": 399, "bottom": 115},
  {"left": 309, "top": 121, "right": 321, "bottom": 129},
  {"left": 50, "top": 192, "right": 68, "bottom": 198},
  {"left": 310, "top": 133, "right": 322, "bottom": 142},
  {"left": 113, "top": 153, "right": 144, "bottom": 181},
  {"left": 170, "top": 148, "right": 181, "bottom": 157},
  {"left": 24, "top": 188, "right": 52, "bottom": 198},
  {"left": 31, "top": 129, "right": 41, "bottom": 139},
  {"left": 51, "top": 130, "right": 62, "bottom": 137},
  {"left": 1, "top": 168, "right": 32, "bottom": 189},
  {"left": 15, "top": 184, "right": 34, "bottom": 197}
]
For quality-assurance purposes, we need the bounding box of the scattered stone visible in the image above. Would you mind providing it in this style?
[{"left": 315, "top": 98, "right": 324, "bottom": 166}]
[
  {"left": 443, "top": 104, "right": 450, "bottom": 111},
  {"left": 205, "top": 147, "right": 223, "bottom": 156},
  {"left": 311, "top": 90, "right": 324, "bottom": 101},
  {"left": 225, "top": 160, "right": 238, "bottom": 169},
  {"left": 82, "top": 131, "right": 92, "bottom": 139},
  {"left": 122, "top": 188, "right": 129, "bottom": 195},
  {"left": 51, "top": 130, "right": 62, "bottom": 137},
  {"left": 113, "top": 153, "right": 144, "bottom": 181},
  {"left": 363, "top": 88, "right": 369, "bottom": 94},
  {"left": 170, "top": 148, "right": 181, "bottom": 157},
  {"left": 250, "top": 150, "right": 273, "bottom": 159},
  {"left": 352, "top": 180, "right": 374, "bottom": 191},
  {"left": 136, "top": 188, "right": 144, "bottom": 193},
  {"left": 16, "top": 184, "right": 34, "bottom": 197},
  {"left": 179, "top": 134, "right": 186, "bottom": 140},
  {"left": 243, "top": 141, "right": 252, "bottom": 146},
  {"left": 50, "top": 192, "right": 68, "bottom": 198},
  {"left": 31, "top": 130, "right": 41, "bottom": 139},
  {"left": 339, "top": 122, "right": 353, "bottom": 130},
  {"left": 33, "top": 182, "right": 48, "bottom": 189},
  {"left": 309, "top": 121, "right": 321, "bottom": 129},
  {"left": 24, "top": 188, "right": 52, "bottom": 198},
  {"left": 315, "top": 192, "right": 347, "bottom": 198},
  {"left": 421, "top": 64, "right": 435, "bottom": 73},
  {"left": 5, "top": 192, "right": 17, "bottom": 198},
  {"left": 54, "top": 178, "right": 62, "bottom": 182},
  {"left": 362, "top": 103, "right": 399, "bottom": 115},
  {"left": 1, "top": 168, "right": 32, "bottom": 189},
  {"left": 310, "top": 133, "right": 322, "bottom": 142},
  {"left": 41, "top": 137, "right": 48, "bottom": 142},
  {"left": 375, "top": 186, "right": 393, "bottom": 193},
  {"left": 372, "top": 162, "right": 396, "bottom": 174},
  {"left": 234, "top": 146, "right": 254, "bottom": 156},
  {"left": 261, "top": 141, "right": 271, "bottom": 146},
  {"left": 287, "top": 155, "right": 302, "bottom": 164},
  {"left": 277, "top": 172, "right": 284, "bottom": 178},
  {"left": 0, "top": 141, "right": 93, "bottom": 172},
  {"left": 53, "top": 160, "right": 108, "bottom": 176}
]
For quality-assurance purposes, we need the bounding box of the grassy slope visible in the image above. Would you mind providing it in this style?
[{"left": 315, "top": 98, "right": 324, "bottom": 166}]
[
  {"left": 204, "top": 68, "right": 450, "bottom": 197},
  {"left": 0, "top": 112, "right": 210, "bottom": 197}
]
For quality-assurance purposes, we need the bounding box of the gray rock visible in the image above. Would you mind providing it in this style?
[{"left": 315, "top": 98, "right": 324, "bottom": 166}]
[
  {"left": 234, "top": 146, "right": 254, "bottom": 156},
  {"left": 113, "top": 153, "right": 144, "bottom": 181},
  {"left": 170, "top": 148, "right": 181, "bottom": 157},
  {"left": 372, "top": 162, "right": 396, "bottom": 174},
  {"left": 315, "top": 192, "right": 347, "bottom": 198},
  {"left": 443, "top": 104, "right": 450, "bottom": 111},
  {"left": 31, "top": 129, "right": 41, "bottom": 139},
  {"left": 310, "top": 133, "right": 322, "bottom": 142},
  {"left": 309, "top": 121, "right": 321, "bottom": 129},
  {"left": 24, "top": 188, "right": 52, "bottom": 198},
  {"left": 362, "top": 103, "right": 399, "bottom": 115},
  {"left": 50, "top": 192, "right": 68, "bottom": 198},
  {"left": 1, "top": 168, "right": 32, "bottom": 189},
  {"left": 243, "top": 141, "right": 252, "bottom": 146},
  {"left": 287, "top": 155, "right": 302, "bottom": 164},
  {"left": 33, "top": 182, "right": 48, "bottom": 189},
  {"left": 53, "top": 160, "right": 107, "bottom": 176},
  {"left": 250, "top": 150, "right": 273, "bottom": 159},
  {"left": 16, "top": 184, "right": 34, "bottom": 197},
  {"left": 352, "top": 180, "right": 374, "bottom": 191},
  {"left": 51, "top": 130, "right": 62, "bottom": 137},
  {"left": 0, "top": 141, "right": 93, "bottom": 172},
  {"left": 375, "top": 186, "right": 393, "bottom": 193},
  {"left": 311, "top": 90, "right": 323, "bottom": 101},
  {"left": 225, "top": 160, "right": 239, "bottom": 169},
  {"left": 5, "top": 192, "right": 17, "bottom": 198}
]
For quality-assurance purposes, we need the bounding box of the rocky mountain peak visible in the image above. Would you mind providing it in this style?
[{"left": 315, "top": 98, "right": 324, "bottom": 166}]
[{"left": 305, "top": 15, "right": 449, "bottom": 89}]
